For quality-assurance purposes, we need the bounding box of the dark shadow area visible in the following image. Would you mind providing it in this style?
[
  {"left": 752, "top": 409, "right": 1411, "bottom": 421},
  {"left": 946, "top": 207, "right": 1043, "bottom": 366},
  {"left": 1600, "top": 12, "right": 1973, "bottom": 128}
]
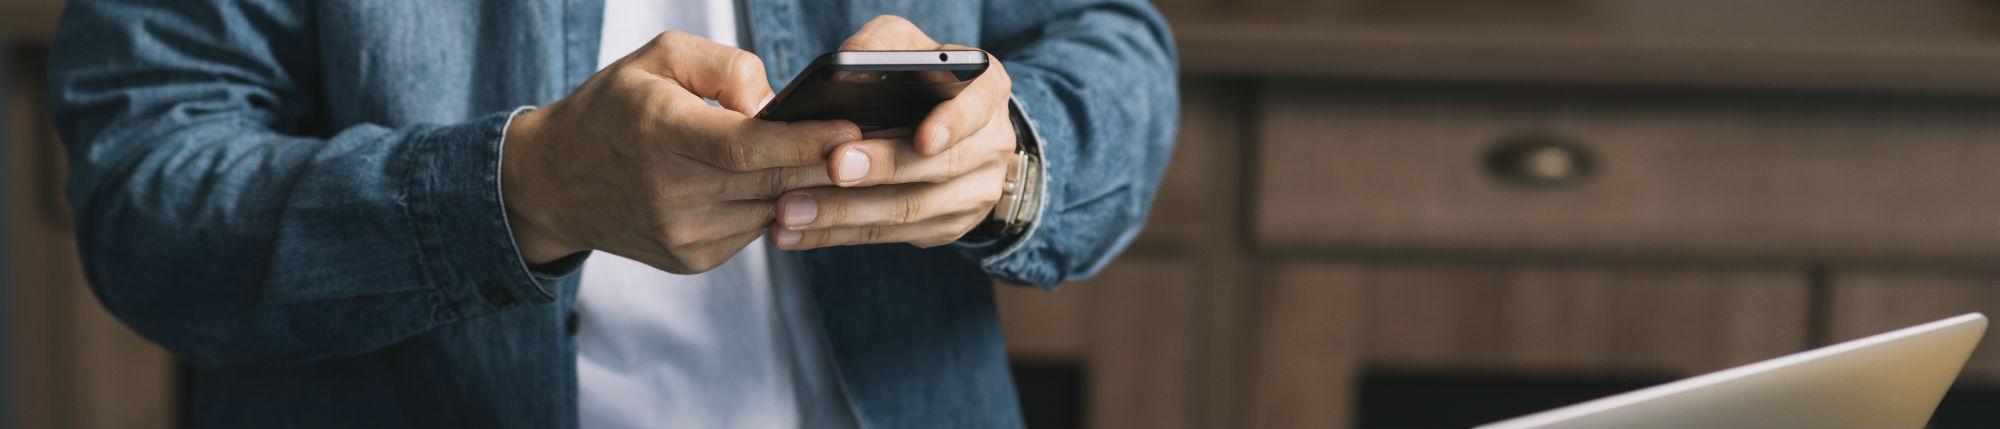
[
  {"left": 1356, "top": 368, "right": 1676, "bottom": 429},
  {"left": 1927, "top": 383, "right": 2000, "bottom": 428},
  {"left": 1010, "top": 360, "right": 1087, "bottom": 429}
]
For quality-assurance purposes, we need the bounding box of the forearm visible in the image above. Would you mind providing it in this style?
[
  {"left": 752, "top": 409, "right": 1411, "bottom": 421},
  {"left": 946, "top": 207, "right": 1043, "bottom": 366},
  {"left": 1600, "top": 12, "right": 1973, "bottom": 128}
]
[
  {"left": 49, "top": 0, "right": 571, "bottom": 366},
  {"left": 962, "top": 0, "right": 1180, "bottom": 288},
  {"left": 60, "top": 110, "right": 571, "bottom": 366}
]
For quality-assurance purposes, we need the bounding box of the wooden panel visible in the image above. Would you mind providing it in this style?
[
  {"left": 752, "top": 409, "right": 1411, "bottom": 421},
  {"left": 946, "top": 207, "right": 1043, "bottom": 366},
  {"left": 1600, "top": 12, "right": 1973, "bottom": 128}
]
[
  {"left": 1255, "top": 85, "right": 2000, "bottom": 263},
  {"left": 7, "top": 47, "right": 177, "bottom": 428},
  {"left": 1142, "top": 79, "right": 1258, "bottom": 426},
  {"left": 1828, "top": 271, "right": 2000, "bottom": 381},
  {"left": 5, "top": 43, "right": 57, "bottom": 429},
  {"left": 996, "top": 256, "right": 1200, "bottom": 428},
  {"left": 1246, "top": 262, "right": 1808, "bottom": 427},
  {"left": 1243, "top": 264, "right": 1367, "bottom": 428},
  {"left": 1139, "top": 80, "right": 1247, "bottom": 246},
  {"left": 0, "top": 0, "right": 64, "bottom": 41},
  {"left": 1168, "top": 0, "right": 2000, "bottom": 94}
]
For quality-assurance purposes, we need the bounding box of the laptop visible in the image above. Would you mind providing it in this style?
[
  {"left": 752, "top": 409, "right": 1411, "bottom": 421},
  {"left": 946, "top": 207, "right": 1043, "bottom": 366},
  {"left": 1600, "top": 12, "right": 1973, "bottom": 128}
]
[{"left": 1477, "top": 312, "right": 1987, "bottom": 429}]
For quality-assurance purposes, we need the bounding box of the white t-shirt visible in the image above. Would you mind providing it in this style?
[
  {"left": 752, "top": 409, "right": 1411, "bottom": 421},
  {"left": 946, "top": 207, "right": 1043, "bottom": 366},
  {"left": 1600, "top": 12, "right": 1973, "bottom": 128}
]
[{"left": 575, "top": 0, "right": 853, "bottom": 427}]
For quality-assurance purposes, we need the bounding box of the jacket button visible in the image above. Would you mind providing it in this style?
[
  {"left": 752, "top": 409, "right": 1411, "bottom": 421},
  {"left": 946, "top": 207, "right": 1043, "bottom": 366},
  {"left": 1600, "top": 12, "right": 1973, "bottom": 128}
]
[
  {"left": 566, "top": 311, "right": 581, "bottom": 335},
  {"left": 482, "top": 285, "right": 514, "bottom": 308}
]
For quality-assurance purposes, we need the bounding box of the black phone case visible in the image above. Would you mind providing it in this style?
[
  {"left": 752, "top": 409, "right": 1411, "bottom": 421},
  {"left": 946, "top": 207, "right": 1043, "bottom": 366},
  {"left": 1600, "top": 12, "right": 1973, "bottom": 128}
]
[{"left": 756, "top": 51, "right": 989, "bottom": 130}]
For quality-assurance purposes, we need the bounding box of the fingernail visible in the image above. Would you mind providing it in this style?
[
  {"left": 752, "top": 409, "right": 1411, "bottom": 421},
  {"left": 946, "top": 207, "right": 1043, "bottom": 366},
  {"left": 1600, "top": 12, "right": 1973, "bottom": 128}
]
[
  {"left": 756, "top": 94, "right": 774, "bottom": 113},
  {"left": 836, "top": 148, "right": 869, "bottom": 185},
  {"left": 782, "top": 194, "right": 818, "bottom": 228},
  {"left": 775, "top": 229, "right": 801, "bottom": 247},
  {"left": 924, "top": 125, "right": 949, "bottom": 154}
]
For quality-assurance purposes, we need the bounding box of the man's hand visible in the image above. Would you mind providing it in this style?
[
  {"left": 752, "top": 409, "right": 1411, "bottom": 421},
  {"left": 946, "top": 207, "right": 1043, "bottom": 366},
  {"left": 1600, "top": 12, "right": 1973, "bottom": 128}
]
[
  {"left": 771, "top": 15, "right": 1018, "bottom": 250},
  {"left": 503, "top": 31, "right": 861, "bottom": 273}
]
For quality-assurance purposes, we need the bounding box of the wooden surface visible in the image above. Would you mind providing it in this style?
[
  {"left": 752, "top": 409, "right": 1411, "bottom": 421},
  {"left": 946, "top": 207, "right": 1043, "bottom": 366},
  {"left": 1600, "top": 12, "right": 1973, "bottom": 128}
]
[
  {"left": 1828, "top": 271, "right": 2000, "bottom": 381},
  {"left": 0, "top": 0, "right": 63, "bottom": 41},
  {"left": 1160, "top": 81, "right": 1259, "bottom": 428},
  {"left": 1256, "top": 84, "right": 2000, "bottom": 264},
  {"left": 1245, "top": 263, "right": 1809, "bottom": 427},
  {"left": 1168, "top": 0, "right": 2000, "bottom": 94},
  {"left": 7, "top": 47, "right": 177, "bottom": 429},
  {"left": 995, "top": 256, "right": 1202, "bottom": 428},
  {"left": 1133, "top": 80, "right": 1246, "bottom": 247}
]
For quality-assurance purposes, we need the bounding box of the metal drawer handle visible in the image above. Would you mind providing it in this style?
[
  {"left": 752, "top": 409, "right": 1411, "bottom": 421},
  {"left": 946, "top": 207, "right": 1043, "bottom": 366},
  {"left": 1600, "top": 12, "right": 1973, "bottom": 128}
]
[{"left": 1483, "top": 132, "right": 1597, "bottom": 187}]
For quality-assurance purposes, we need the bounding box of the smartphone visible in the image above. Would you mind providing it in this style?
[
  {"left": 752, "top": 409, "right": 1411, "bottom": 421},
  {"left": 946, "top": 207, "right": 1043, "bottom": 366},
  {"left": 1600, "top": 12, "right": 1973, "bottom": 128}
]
[{"left": 756, "top": 50, "right": 989, "bottom": 130}]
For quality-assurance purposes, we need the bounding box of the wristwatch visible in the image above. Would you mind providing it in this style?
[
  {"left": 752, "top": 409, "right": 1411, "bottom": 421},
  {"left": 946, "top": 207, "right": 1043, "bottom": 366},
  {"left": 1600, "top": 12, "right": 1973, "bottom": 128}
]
[{"left": 967, "top": 100, "right": 1043, "bottom": 240}]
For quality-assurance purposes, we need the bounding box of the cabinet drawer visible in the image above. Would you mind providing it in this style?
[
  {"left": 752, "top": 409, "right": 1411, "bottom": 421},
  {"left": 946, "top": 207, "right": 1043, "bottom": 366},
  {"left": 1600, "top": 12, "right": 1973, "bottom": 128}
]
[
  {"left": 1828, "top": 271, "right": 2000, "bottom": 380},
  {"left": 1254, "top": 84, "right": 2000, "bottom": 261}
]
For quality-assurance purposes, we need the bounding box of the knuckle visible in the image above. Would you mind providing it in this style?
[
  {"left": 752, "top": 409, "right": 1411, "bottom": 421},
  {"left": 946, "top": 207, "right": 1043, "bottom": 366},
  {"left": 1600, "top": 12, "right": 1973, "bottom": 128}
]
[
  {"left": 960, "top": 212, "right": 987, "bottom": 231},
  {"left": 945, "top": 145, "right": 974, "bottom": 177},
  {"left": 683, "top": 252, "right": 724, "bottom": 273},
  {"left": 649, "top": 31, "right": 688, "bottom": 50},
  {"left": 857, "top": 227, "right": 887, "bottom": 244},
  {"left": 720, "top": 139, "right": 756, "bottom": 171},
  {"left": 975, "top": 179, "right": 1005, "bottom": 207},
  {"left": 899, "top": 194, "right": 926, "bottom": 224},
  {"left": 659, "top": 98, "right": 703, "bottom": 134},
  {"left": 654, "top": 180, "right": 703, "bottom": 207},
  {"left": 976, "top": 190, "right": 1003, "bottom": 212},
  {"left": 884, "top": 15, "right": 918, "bottom": 32},
  {"left": 728, "top": 50, "right": 764, "bottom": 80},
  {"left": 818, "top": 195, "right": 849, "bottom": 226},
  {"left": 870, "top": 15, "right": 913, "bottom": 29},
  {"left": 759, "top": 168, "right": 792, "bottom": 197},
  {"left": 657, "top": 227, "right": 696, "bottom": 250}
]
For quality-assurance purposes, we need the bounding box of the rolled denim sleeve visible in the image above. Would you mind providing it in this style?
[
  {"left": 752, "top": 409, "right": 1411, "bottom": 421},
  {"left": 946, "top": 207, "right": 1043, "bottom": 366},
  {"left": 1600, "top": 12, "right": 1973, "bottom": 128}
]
[
  {"left": 958, "top": 0, "right": 1179, "bottom": 288},
  {"left": 47, "top": 0, "right": 576, "bottom": 366}
]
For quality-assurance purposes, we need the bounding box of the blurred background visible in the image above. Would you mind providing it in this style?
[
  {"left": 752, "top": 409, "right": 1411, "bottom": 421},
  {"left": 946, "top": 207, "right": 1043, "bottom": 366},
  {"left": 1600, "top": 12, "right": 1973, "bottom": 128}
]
[{"left": 11, "top": 0, "right": 2000, "bottom": 427}]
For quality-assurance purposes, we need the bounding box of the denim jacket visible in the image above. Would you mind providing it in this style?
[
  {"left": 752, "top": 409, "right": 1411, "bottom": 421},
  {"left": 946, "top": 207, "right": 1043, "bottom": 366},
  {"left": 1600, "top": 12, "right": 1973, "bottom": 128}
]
[{"left": 47, "top": 0, "right": 1176, "bottom": 427}]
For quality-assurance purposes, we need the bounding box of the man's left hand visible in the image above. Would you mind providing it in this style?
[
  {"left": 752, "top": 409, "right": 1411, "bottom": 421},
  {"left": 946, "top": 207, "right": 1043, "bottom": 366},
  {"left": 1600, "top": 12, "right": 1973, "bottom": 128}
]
[{"left": 772, "top": 15, "right": 1018, "bottom": 250}]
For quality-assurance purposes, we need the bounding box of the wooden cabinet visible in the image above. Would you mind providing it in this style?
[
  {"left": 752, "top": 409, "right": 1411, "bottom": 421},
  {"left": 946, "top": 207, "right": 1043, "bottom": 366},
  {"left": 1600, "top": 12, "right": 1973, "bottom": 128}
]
[
  {"left": 1242, "top": 263, "right": 1807, "bottom": 427},
  {"left": 1001, "top": 3, "right": 2000, "bottom": 421}
]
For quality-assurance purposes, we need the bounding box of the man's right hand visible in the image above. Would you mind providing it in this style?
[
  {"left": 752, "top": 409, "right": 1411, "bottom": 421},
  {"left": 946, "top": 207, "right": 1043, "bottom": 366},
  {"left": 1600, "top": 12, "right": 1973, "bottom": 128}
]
[{"left": 500, "top": 31, "right": 860, "bottom": 274}]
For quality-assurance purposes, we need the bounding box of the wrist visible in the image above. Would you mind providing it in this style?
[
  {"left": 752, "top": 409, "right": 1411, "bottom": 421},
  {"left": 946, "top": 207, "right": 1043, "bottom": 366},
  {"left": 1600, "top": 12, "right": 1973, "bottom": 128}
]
[
  {"left": 500, "top": 108, "right": 583, "bottom": 265},
  {"left": 968, "top": 99, "right": 1043, "bottom": 240}
]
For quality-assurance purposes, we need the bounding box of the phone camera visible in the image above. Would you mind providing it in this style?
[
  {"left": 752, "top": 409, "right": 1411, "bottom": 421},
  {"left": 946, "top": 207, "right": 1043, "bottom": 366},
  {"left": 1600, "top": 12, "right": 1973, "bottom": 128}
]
[{"left": 938, "top": 52, "right": 948, "bottom": 62}]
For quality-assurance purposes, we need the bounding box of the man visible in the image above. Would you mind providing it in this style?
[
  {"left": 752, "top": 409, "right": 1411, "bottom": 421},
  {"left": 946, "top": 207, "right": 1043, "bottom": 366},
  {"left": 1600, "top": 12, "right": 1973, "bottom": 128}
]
[{"left": 47, "top": 0, "right": 1176, "bottom": 427}]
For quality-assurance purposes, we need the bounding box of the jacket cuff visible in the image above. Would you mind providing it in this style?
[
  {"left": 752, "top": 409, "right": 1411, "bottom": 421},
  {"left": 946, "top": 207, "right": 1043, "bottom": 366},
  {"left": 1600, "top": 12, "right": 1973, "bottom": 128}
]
[
  {"left": 954, "top": 97, "right": 1057, "bottom": 288},
  {"left": 406, "top": 107, "right": 574, "bottom": 321}
]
